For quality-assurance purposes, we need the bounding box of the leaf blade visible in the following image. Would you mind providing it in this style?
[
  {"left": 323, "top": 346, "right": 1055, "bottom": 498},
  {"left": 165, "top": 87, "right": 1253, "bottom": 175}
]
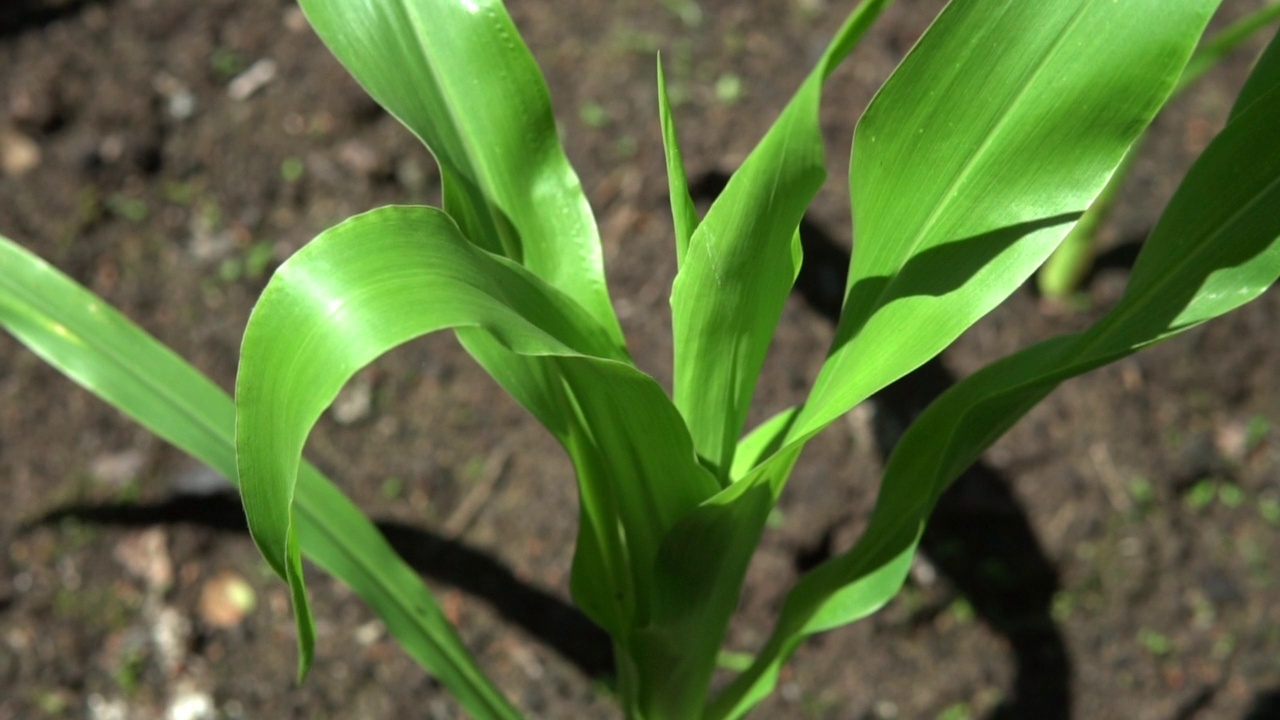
[
  {"left": 670, "top": 0, "right": 893, "bottom": 480},
  {"left": 713, "top": 32, "right": 1280, "bottom": 718},
  {"left": 233, "top": 206, "right": 720, "bottom": 698},
  {"left": 794, "top": 0, "right": 1221, "bottom": 439},
  {"left": 0, "top": 235, "right": 523, "bottom": 719},
  {"left": 296, "top": 0, "right": 622, "bottom": 342}
]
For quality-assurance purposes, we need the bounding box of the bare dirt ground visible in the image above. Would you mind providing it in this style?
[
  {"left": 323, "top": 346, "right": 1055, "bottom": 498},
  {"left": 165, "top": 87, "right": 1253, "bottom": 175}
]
[{"left": 1, "top": 1, "right": 1278, "bottom": 718}]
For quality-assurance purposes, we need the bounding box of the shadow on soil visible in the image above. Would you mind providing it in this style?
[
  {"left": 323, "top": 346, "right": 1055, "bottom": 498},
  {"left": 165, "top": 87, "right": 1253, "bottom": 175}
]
[
  {"left": 0, "top": 0, "right": 113, "bottom": 40},
  {"left": 1244, "top": 688, "right": 1280, "bottom": 720},
  {"left": 28, "top": 492, "right": 616, "bottom": 682}
]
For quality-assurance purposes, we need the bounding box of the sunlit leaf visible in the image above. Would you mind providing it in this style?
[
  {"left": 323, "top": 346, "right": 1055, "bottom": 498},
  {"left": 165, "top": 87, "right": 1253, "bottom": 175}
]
[{"left": 0, "top": 235, "right": 523, "bottom": 719}]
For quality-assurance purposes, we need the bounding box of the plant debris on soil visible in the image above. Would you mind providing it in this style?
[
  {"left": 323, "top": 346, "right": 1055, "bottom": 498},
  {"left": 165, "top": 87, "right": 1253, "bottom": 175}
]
[{"left": 1, "top": 1, "right": 1278, "bottom": 719}]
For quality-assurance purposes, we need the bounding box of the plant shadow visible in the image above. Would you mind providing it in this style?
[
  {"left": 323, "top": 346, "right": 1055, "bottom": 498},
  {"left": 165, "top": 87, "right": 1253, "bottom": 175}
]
[
  {"left": 0, "top": 0, "right": 111, "bottom": 40},
  {"left": 27, "top": 492, "right": 616, "bottom": 681}
]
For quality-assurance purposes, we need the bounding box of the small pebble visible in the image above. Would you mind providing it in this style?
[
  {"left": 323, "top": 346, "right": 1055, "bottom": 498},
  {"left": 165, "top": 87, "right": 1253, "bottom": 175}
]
[
  {"left": 199, "top": 571, "right": 257, "bottom": 629},
  {"left": 227, "top": 59, "right": 278, "bottom": 101},
  {"left": 0, "top": 126, "right": 40, "bottom": 176}
]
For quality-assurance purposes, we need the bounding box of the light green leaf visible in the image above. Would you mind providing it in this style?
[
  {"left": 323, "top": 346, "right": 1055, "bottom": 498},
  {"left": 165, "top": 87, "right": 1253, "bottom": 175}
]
[
  {"left": 793, "top": 0, "right": 1220, "bottom": 440},
  {"left": 707, "top": 2, "right": 1220, "bottom": 716},
  {"left": 234, "top": 206, "right": 719, "bottom": 691},
  {"left": 296, "top": 0, "right": 622, "bottom": 344},
  {"left": 670, "top": 0, "right": 893, "bottom": 482},
  {"left": 801, "top": 70, "right": 1280, "bottom": 643},
  {"left": 0, "top": 235, "right": 523, "bottom": 719},
  {"left": 1040, "top": 5, "right": 1280, "bottom": 299}
]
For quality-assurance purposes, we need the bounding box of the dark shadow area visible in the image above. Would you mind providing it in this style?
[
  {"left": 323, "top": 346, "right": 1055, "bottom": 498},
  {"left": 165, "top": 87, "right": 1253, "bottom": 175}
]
[
  {"left": 1242, "top": 688, "right": 1280, "bottom": 720},
  {"left": 875, "top": 360, "right": 1072, "bottom": 720},
  {"left": 1170, "top": 685, "right": 1217, "bottom": 720},
  {"left": 1073, "top": 236, "right": 1144, "bottom": 294},
  {"left": 29, "top": 491, "right": 616, "bottom": 681},
  {"left": 690, "top": 171, "right": 1074, "bottom": 720},
  {"left": 0, "top": 0, "right": 107, "bottom": 39}
]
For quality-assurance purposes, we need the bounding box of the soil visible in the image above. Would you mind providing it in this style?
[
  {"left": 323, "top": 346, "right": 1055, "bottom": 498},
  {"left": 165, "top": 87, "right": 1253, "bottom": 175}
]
[{"left": 1, "top": 1, "right": 1278, "bottom": 719}]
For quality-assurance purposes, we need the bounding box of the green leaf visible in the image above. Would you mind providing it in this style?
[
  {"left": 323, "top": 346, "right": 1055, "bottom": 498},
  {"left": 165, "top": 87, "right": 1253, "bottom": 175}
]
[
  {"left": 1040, "top": 4, "right": 1280, "bottom": 300},
  {"left": 670, "top": 0, "right": 893, "bottom": 482},
  {"left": 233, "top": 206, "right": 720, "bottom": 695},
  {"left": 793, "top": 0, "right": 1220, "bottom": 440},
  {"left": 1234, "top": 25, "right": 1280, "bottom": 116},
  {"left": 802, "top": 66, "right": 1280, "bottom": 644},
  {"left": 658, "top": 55, "right": 699, "bottom": 268},
  {"left": 706, "top": 1, "right": 1221, "bottom": 716},
  {"left": 296, "top": 0, "right": 622, "bottom": 344},
  {"left": 0, "top": 235, "right": 523, "bottom": 719},
  {"left": 1182, "top": 4, "right": 1280, "bottom": 94}
]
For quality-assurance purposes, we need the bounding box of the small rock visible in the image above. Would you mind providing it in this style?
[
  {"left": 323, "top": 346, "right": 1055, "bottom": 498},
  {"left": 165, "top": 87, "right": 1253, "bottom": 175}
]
[
  {"left": 910, "top": 553, "right": 939, "bottom": 588},
  {"left": 113, "top": 528, "right": 173, "bottom": 591},
  {"left": 336, "top": 139, "right": 384, "bottom": 177},
  {"left": 153, "top": 605, "right": 193, "bottom": 677},
  {"left": 1214, "top": 418, "right": 1249, "bottom": 464},
  {"left": 283, "top": 6, "right": 309, "bottom": 32},
  {"left": 153, "top": 72, "right": 197, "bottom": 121},
  {"left": 187, "top": 215, "right": 236, "bottom": 263},
  {"left": 199, "top": 571, "right": 257, "bottom": 629},
  {"left": 354, "top": 620, "right": 385, "bottom": 646},
  {"left": 91, "top": 448, "right": 148, "bottom": 488},
  {"left": 331, "top": 373, "right": 374, "bottom": 425},
  {"left": 227, "top": 59, "right": 278, "bottom": 101},
  {"left": 170, "top": 463, "right": 232, "bottom": 495},
  {"left": 87, "top": 694, "right": 129, "bottom": 720},
  {"left": 0, "top": 126, "right": 40, "bottom": 177},
  {"left": 166, "top": 682, "right": 215, "bottom": 720}
]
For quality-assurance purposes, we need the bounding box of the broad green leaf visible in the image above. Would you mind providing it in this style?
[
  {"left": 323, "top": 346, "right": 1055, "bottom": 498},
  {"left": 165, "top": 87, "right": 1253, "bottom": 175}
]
[
  {"left": 793, "top": 0, "right": 1220, "bottom": 440},
  {"left": 0, "top": 236, "right": 522, "bottom": 720},
  {"left": 670, "top": 0, "right": 893, "bottom": 482},
  {"left": 1040, "top": 5, "right": 1280, "bottom": 299},
  {"left": 799, "top": 74, "right": 1280, "bottom": 648},
  {"left": 234, "top": 206, "right": 719, "bottom": 688},
  {"left": 296, "top": 0, "right": 623, "bottom": 344},
  {"left": 704, "top": 1, "right": 1220, "bottom": 716},
  {"left": 290, "top": 0, "right": 659, "bottom": 641},
  {"left": 711, "top": 38, "right": 1279, "bottom": 720}
]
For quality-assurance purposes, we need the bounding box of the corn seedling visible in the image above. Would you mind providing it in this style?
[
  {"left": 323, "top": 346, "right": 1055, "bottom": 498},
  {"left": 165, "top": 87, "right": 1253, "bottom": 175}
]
[{"left": 3, "top": 1, "right": 1280, "bottom": 718}]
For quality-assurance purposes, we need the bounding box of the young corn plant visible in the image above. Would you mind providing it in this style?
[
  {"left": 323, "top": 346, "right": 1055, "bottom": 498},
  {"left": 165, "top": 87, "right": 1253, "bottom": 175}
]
[{"left": 2, "top": 0, "right": 1279, "bottom": 718}]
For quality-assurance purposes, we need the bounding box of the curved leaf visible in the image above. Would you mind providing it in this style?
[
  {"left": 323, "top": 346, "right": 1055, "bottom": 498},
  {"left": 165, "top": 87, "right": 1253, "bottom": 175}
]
[
  {"left": 296, "top": 0, "right": 622, "bottom": 343},
  {"left": 234, "top": 206, "right": 719, "bottom": 692},
  {"left": 0, "top": 236, "right": 522, "bottom": 719}
]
